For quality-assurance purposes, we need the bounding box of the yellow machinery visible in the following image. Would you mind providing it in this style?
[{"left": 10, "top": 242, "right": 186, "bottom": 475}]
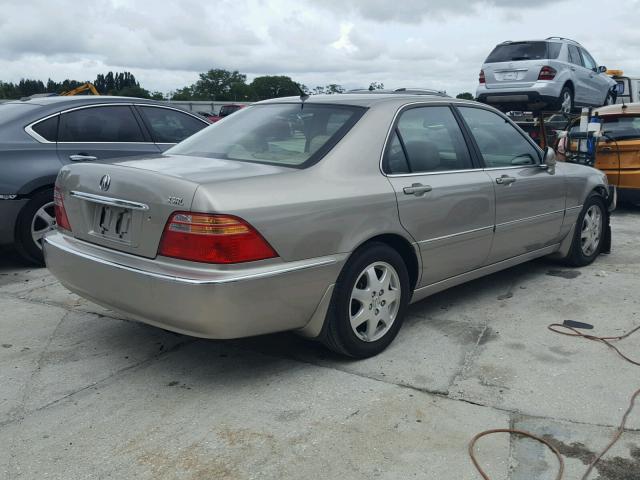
[{"left": 60, "top": 82, "right": 100, "bottom": 96}]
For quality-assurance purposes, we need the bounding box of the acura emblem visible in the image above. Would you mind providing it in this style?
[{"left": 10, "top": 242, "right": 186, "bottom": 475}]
[{"left": 99, "top": 175, "right": 111, "bottom": 191}]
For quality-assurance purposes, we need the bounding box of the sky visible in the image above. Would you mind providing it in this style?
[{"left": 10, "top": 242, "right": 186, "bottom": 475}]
[{"left": 1, "top": 0, "right": 639, "bottom": 97}]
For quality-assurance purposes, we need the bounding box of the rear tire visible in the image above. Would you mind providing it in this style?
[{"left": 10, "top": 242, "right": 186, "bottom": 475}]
[
  {"left": 321, "top": 243, "right": 411, "bottom": 358},
  {"left": 558, "top": 86, "right": 574, "bottom": 114},
  {"left": 563, "top": 194, "right": 606, "bottom": 267},
  {"left": 14, "top": 189, "right": 56, "bottom": 266}
]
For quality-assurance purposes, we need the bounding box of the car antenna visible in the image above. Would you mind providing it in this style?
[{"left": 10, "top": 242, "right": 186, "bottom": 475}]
[{"left": 297, "top": 84, "right": 309, "bottom": 108}]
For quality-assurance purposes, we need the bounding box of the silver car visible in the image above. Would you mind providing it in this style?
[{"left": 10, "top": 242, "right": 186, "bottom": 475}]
[
  {"left": 44, "top": 92, "right": 612, "bottom": 358},
  {"left": 477, "top": 37, "right": 618, "bottom": 113}
]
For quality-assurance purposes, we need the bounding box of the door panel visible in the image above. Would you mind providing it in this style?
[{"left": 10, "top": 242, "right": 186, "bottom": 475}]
[
  {"left": 457, "top": 106, "right": 566, "bottom": 263},
  {"left": 56, "top": 105, "right": 161, "bottom": 164},
  {"left": 383, "top": 105, "right": 495, "bottom": 286}
]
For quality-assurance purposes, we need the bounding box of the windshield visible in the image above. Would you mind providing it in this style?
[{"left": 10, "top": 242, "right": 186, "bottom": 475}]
[
  {"left": 167, "top": 103, "right": 365, "bottom": 168},
  {"left": 602, "top": 115, "right": 640, "bottom": 140},
  {"left": 486, "top": 41, "right": 555, "bottom": 62}
]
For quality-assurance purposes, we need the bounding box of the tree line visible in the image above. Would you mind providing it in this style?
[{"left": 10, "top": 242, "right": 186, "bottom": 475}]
[{"left": 0, "top": 67, "right": 475, "bottom": 101}]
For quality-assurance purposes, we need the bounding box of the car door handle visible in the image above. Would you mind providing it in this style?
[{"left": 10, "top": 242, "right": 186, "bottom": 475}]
[
  {"left": 69, "top": 154, "right": 98, "bottom": 162},
  {"left": 403, "top": 183, "right": 432, "bottom": 196},
  {"left": 570, "top": 67, "right": 576, "bottom": 71},
  {"left": 495, "top": 175, "right": 517, "bottom": 185},
  {"left": 601, "top": 146, "right": 613, "bottom": 152}
]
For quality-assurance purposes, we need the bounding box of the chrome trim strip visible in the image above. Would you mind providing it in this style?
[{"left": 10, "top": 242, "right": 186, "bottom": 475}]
[
  {"left": 484, "top": 165, "right": 541, "bottom": 171},
  {"left": 70, "top": 191, "right": 150, "bottom": 211},
  {"left": 44, "top": 237, "right": 337, "bottom": 285},
  {"left": 496, "top": 209, "right": 565, "bottom": 228},
  {"left": 566, "top": 204, "right": 583, "bottom": 212},
  {"left": 24, "top": 102, "right": 207, "bottom": 145},
  {"left": 418, "top": 225, "right": 494, "bottom": 245},
  {"left": 387, "top": 168, "right": 484, "bottom": 178}
]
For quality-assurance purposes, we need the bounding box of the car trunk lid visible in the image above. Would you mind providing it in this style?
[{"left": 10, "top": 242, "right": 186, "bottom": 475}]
[{"left": 57, "top": 154, "right": 290, "bottom": 258}]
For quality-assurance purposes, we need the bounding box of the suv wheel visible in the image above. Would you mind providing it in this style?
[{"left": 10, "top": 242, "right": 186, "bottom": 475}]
[
  {"left": 558, "top": 87, "right": 574, "bottom": 114},
  {"left": 15, "top": 189, "right": 56, "bottom": 266},
  {"left": 321, "top": 243, "right": 411, "bottom": 358}
]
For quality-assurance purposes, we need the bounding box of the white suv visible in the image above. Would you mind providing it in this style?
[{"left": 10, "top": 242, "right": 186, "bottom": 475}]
[{"left": 476, "top": 37, "right": 617, "bottom": 113}]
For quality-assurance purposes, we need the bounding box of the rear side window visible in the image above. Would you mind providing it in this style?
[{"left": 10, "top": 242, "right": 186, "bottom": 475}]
[
  {"left": 568, "top": 45, "right": 583, "bottom": 66},
  {"left": 31, "top": 115, "right": 59, "bottom": 141},
  {"left": 59, "top": 106, "right": 145, "bottom": 142},
  {"left": 485, "top": 42, "right": 549, "bottom": 62},
  {"left": 548, "top": 42, "right": 562, "bottom": 59},
  {"left": 386, "top": 106, "right": 472, "bottom": 174},
  {"left": 139, "top": 106, "right": 206, "bottom": 143},
  {"left": 458, "top": 107, "right": 540, "bottom": 168}
]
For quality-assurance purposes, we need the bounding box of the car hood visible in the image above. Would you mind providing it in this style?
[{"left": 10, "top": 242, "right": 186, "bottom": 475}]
[{"left": 110, "top": 154, "right": 293, "bottom": 185}]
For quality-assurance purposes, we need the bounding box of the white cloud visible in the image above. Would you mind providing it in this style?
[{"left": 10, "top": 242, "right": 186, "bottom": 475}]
[{"left": 0, "top": 0, "right": 638, "bottom": 96}]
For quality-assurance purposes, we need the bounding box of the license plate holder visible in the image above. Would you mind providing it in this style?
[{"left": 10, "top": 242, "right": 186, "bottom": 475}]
[
  {"left": 92, "top": 205, "right": 134, "bottom": 243},
  {"left": 502, "top": 71, "right": 518, "bottom": 81}
]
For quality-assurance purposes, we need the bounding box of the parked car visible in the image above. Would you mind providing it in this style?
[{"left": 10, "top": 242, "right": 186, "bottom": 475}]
[
  {"left": 196, "top": 111, "right": 216, "bottom": 123},
  {"left": 45, "top": 93, "right": 612, "bottom": 358},
  {"left": 0, "top": 96, "right": 209, "bottom": 264},
  {"left": 477, "top": 37, "right": 618, "bottom": 114},
  {"left": 559, "top": 103, "right": 640, "bottom": 204},
  {"left": 209, "top": 104, "right": 246, "bottom": 122}
]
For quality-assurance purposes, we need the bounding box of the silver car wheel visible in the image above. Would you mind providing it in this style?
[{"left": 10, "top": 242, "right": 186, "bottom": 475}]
[
  {"left": 580, "top": 205, "right": 603, "bottom": 256},
  {"left": 30, "top": 201, "right": 56, "bottom": 250},
  {"left": 561, "top": 91, "right": 572, "bottom": 114},
  {"left": 349, "top": 261, "right": 401, "bottom": 343}
]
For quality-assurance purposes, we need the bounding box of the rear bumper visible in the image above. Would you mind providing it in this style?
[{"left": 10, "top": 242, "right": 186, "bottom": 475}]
[
  {"left": 477, "top": 82, "right": 560, "bottom": 111},
  {"left": 0, "top": 199, "right": 27, "bottom": 245},
  {"left": 44, "top": 232, "right": 344, "bottom": 339}
]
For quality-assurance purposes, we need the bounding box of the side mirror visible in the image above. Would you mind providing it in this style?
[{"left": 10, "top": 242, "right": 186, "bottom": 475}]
[
  {"left": 597, "top": 66, "right": 607, "bottom": 74},
  {"left": 542, "top": 147, "right": 557, "bottom": 174}
]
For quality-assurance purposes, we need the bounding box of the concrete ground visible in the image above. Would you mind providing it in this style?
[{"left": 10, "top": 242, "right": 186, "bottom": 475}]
[{"left": 1, "top": 207, "right": 639, "bottom": 480}]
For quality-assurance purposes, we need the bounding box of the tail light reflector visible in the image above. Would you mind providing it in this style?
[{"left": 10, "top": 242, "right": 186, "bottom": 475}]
[
  {"left": 158, "top": 212, "right": 277, "bottom": 264},
  {"left": 54, "top": 186, "right": 72, "bottom": 232},
  {"left": 538, "top": 66, "right": 557, "bottom": 81},
  {"left": 479, "top": 70, "right": 486, "bottom": 84}
]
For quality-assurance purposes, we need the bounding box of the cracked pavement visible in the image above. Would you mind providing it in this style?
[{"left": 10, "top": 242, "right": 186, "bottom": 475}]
[{"left": 1, "top": 207, "right": 639, "bottom": 479}]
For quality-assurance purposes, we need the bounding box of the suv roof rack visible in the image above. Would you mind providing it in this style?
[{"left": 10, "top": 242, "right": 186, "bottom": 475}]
[
  {"left": 346, "top": 88, "right": 449, "bottom": 97},
  {"left": 546, "top": 36, "right": 581, "bottom": 45}
]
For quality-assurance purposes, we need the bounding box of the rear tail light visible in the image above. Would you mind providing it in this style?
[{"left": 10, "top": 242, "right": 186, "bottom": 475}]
[
  {"left": 479, "top": 70, "right": 486, "bottom": 84},
  {"left": 158, "top": 212, "right": 277, "bottom": 264},
  {"left": 53, "top": 186, "right": 72, "bottom": 232},
  {"left": 538, "top": 66, "right": 557, "bottom": 81}
]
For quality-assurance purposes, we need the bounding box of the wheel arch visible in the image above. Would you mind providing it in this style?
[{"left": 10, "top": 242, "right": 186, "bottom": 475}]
[{"left": 350, "top": 233, "right": 420, "bottom": 290}]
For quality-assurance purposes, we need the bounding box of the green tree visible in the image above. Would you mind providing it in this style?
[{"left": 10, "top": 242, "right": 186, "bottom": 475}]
[
  {"left": 456, "top": 92, "right": 475, "bottom": 100},
  {"left": 171, "top": 86, "right": 195, "bottom": 101},
  {"left": 192, "top": 69, "right": 248, "bottom": 100},
  {"left": 368, "top": 81, "right": 384, "bottom": 91},
  {"left": 324, "top": 84, "right": 345, "bottom": 94},
  {"left": 250, "top": 75, "right": 300, "bottom": 100}
]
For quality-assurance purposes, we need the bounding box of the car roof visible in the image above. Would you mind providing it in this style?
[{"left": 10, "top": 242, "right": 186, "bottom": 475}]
[
  {"left": 11, "top": 95, "right": 168, "bottom": 107},
  {"left": 594, "top": 103, "right": 640, "bottom": 116},
  {"left": 256, "top": 93, "right": 470, "bottom": 109}
]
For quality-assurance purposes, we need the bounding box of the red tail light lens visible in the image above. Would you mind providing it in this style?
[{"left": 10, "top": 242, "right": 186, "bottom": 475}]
[
  {"left": 479, "top": 70, "right": 486, "bottom": 84},
  {"left": 158, "top": 212, "right": 278, "bottom": 264},
  {"left": 538, "top": 66, "right": 557, "bottom": 81},
  {"left": 53, "top": 186, "right": 72, "bottom": 232}
]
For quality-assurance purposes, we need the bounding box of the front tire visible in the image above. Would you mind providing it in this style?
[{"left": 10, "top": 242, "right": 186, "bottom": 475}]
[
  {"left": 322, "top": 243, "right": 411, "bottom": 358},
  {"left": 14, "top": 189, "right": 56, "bottom": 266},
  {"left": 564, "top": 194, "right": 606, "bottom": 267}
]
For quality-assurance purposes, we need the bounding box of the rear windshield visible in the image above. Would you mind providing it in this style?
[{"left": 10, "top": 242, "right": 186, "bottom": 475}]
[
  {"left": 0, "top": 102, "right": 40, "bottom": 126},
  {"left": 167, "top": 103, "right": 365, "bottom": 168},
  {"left": 486, "top": 41, "right": 560, "bottom": 63},
  {"left": 602, "top": 115, "right": 640, "bottom": 140}
]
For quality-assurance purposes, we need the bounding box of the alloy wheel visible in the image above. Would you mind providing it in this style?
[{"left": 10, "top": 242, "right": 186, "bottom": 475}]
[
  {"left": 30, "top": 201, "right": 56, "bottom": 250},
  {"left": 580, "top": 205, "right": 603, "bottom": 256},
  {"left": 561, "top": 91, "right": 572, "bottom": 114},
  {"left": 349, "top": 261, "right": 401, "bottom": 342}
]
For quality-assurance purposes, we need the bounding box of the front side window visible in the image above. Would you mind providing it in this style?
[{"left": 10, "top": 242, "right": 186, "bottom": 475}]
[
  {"left": 580, "top": 49, "right": 597, "bottom": 70},
  {"left": 458, "top": 107, "right": 540, "bottom": 168},
  {"left": 139, "top": 107, "right": 206, "bottom": 143},
  {"left": 386, "top": 106, "right": 472, "bottom": 174},
  {"left": 59, "top": 106, "right": 145, "bottom": 142},
  {"left": 602, "top": 115, "right": 640, "bottom": 141},
  {"left": 167, "top": 103, "right": 365, "bottom": 168}
]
